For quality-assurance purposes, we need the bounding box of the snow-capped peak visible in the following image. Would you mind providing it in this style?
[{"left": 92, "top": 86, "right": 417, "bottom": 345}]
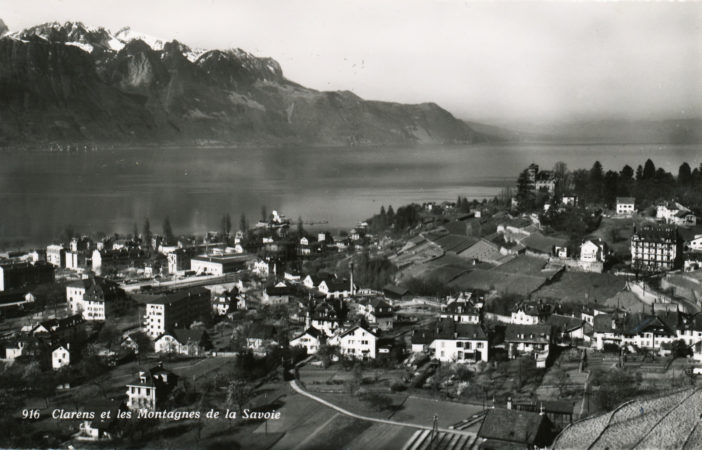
[{"left": 114, "top": 27, "right": 165, "bottom": 51}]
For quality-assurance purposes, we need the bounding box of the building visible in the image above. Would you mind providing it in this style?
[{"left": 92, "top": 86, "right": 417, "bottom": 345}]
[
  {"left": 580, "top": 238, "right": 607, "bottom": 263},
  {"left": 310, "top": 300, "right": 342, "bottom": 335},
  {"left": 383, "top": 284, "right": 410, "bottom": 301},
  {"left": 91, "top": 248, "right": 149, "bottom": 274},
  {"left": 246, "top": 324, "right": 279, "bottom": 356},
  {"left": 338, "top": 325, "right": 378, "bottom": 360},
  {"left": 440, "top": 299, "right": 480, "bottom": 324},
  {"left": 365, "top": 298, "right": 394, "bottom": 331},
  {"left": 154, "top": 329, "right": 212, "bottom": 356},
  {"left": 631, "top": 224, "right": 682, "bottom": 271},
  {"left": 616, "top": 197, "right": 636, "bottom": 215},
  {"left": 535, "top": 171, "right": 556, "bottom": 194},
  {"left": 66, "top": 277, "right": 123, "bottom": 321},
  {"left": 46, "top": 244, "right": 66, "bottom": 267},
  {"left": 143, "top": 287, "right": 212, "bottom": 339},
  {"left": 32, "top": 314, "right": 86, "bottom": 343},
  {"left": 428, "top": 319, "right": 489, "bottom": 363},
  {"left": 126, "top": 364, "right": 179, "bottom": 411},
  {"left": 290, "top": 327, "right": 323, "bottom": 354},
  {"left": 504, "top": 323, "right": 552, "bottom": 360},
  {"left": 657, "top": 201, "right": 696, "bottom": 226},
  {"left": 318, "top": 279, "right": 354, "bottom": 299},
  {"left": 0, "top": 261, "right": 54, "bottom": 291},
  {"left": 262, "top": 284, "right": 296, "bottom": 305},
  {"left": 477, "top": 407, "right": 556, "bottom": 449},
  {"left": 167, "top": 248, "right": 197, "bottom": 274},
  {"left": 190, "top": 254, "right": 251, "bottom": 276},
  {"left": 212, "top": 289, "right": 237, "bottom": 316},
  {"left": 51, "top": 343, "right": 71, "bottom": 370}
]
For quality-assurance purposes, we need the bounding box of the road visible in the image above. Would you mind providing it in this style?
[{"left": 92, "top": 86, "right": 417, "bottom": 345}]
[{"left": 289, "top": 380, "right": 476, "bottom": 437}]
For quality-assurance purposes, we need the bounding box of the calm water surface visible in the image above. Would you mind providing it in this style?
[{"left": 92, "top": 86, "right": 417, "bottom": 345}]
[{"left": 0, "top": 143, "right": 699, "bottom": 246}]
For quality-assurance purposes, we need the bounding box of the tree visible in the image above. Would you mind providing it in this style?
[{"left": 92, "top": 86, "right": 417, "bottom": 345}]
[
  {"left": 261, "top": 205, "right": 268, "bottom": 222},
  {"left": 589, "top": 161, "right": 604, "bottom": 203},
  {"left": 143, "top": 218, "right": 152, "bottom": 248},
  {"left": 239, "top": 213, "right": 248, "bottom": 233},
  {"left": 603, "top": 170, "right": 619, "bottom": 207},
  {"left": 643, "top": 159, "right": 656, "bottom": 180},
  {"left": 162, "top": 216, "right": 174, "bottom": 244},
  {"left": 132, "top": 223, "right": 139, "bottom": 241},
  {"left": 515, "top": 169, "right": 534, "bottom": 211},
  {"left": 221, "top": 213, "right": 232, "bottom": 239},
  {"left": 678, "top": 162, "right": 692, "bottom": 185},
  {"left": 635, "top": 164, "right": 644, "bottom": 181},
  {"left": 361, "top": 392, "right": 394, "bottom": 411},
  {"left": 297, "top": 216, "right": 304, "bottom": 235},
  {"left": 386, "top": 205, "right": 395, "bottom": 225},
  {"left": 226, "top": 379, "right": 254, "bottom": 411}
]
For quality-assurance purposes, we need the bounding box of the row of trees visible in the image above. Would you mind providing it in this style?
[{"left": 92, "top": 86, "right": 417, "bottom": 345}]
[
  {"left": 517, "top": 159, "right": 702, "bottom": 213},
  {"left": 369, "top": 204, "right": 423, "bottom": 233}
]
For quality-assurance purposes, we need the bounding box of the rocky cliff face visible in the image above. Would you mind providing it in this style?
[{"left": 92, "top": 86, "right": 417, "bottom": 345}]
[{"left": 0, "top": 21, "right": 482, "bottom": 147}]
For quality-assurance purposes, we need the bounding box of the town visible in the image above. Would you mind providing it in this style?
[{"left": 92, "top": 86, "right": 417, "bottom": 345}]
[{"left": 2, "top": 158, "right": 702, "bottom": 449}]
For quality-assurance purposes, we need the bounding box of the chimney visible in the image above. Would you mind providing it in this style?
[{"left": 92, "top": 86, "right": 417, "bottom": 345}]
[
  {"left": 305, "top": 311, "right": 311, "bottom": 329},
  {"left": 349, "top": 262, "right": 355, "bottom": 296},
  {"left": 507, "top": 397, "right": 512, "bottom": 410}
]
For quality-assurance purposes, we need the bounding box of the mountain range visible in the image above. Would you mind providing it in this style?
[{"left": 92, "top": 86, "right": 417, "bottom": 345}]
[{"left": 0, "top": 21, "right": 484, "bottom": 147}]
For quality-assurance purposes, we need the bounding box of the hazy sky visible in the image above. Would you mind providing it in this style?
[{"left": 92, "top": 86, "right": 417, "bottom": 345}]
[{"left": 3, "top": 0, "right": 701, "bottom": 125}]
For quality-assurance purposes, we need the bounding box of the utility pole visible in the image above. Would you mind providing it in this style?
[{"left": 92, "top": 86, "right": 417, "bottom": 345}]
[{"left": 429, "top": 414, "right": 439, "bottom": 449}]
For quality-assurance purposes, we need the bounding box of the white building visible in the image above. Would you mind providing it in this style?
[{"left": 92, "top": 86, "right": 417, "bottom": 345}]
[
  {"left": 52, "top": 344, "right": 71, "bottom": 370},
  {"left": 580, "top": 239, "right": 607, "bottom": 263},
  {"left": 338, "top": 326, "right": 377, "bottom": 360},
  {"left": 190, "top": 254, "right": 250, "bottom": 276},
  {"left": 289, "top": 327, "right": 323, "bottom": 354},
  {"left": 616, "top": 197, "right": 636, "bottom": 215},
  {"left": 46, "top": 244, "right": 65, "bottom": 267},
  {"left": 511, "top": 303, "right": 541, "bottom": 325},
  {"left": 429, "top": 321, "right": 489, "bottom": 363},
  {"left": 66, "top": 279, "right": 107, "bottom": 321},
  {"left": 126, "top": 372, "right": 157, "bottom": 411}
]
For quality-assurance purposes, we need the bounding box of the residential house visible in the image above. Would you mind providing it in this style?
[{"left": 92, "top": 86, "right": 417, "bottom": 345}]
[
  {"left": 428, "top": 319, "right": 489, "bottom": 363},
  {"left": 580, "top": 239, "right": 608, "bottom": 263},
  {"left": 535, "top": 171, "right": 557, "bottom": 194},
  {"left": 303, "top": 272, "right": 335, "bottom": 290},
  {"left": 32, "top": 314, "right": 86, "bottom": 343},
  {"left": 338, "top": 325, "right": 378, "bottom": 360},
  {"left": 73, "top": 401, "right": 120, "bottom": 442},
  {"left": 212, "top": 289, "right": 237, "bottom": 316},
  {"left": 51, "top": 343, "right": 72, "bottom": 370},
  {"left": 167, "top": 248, "right": 197, "bottom": 274},
  {"left": 657, "top": 201, "right": 697, "bottom": 226},
  {"left": 631, "top": 224, "right": 682, "bottom": 271},
  {"left": 262, "top": 284, "right": 296, "bottom": 305},
  {"left": 616, "top": 197, "right": 636, "bottom": 215},
  {"left": 364, "top": 298, "right": 394, "bottom": 331},
  {"left": 504, "top": 323, "right": 552, "bottom": 360},
  {"left": 154, "top": 329, "right": 212, "bottom": 356},
  {"left": 66, "top": 277, "right": 124, "bottom": 321},
  {"left": 290, "top": 327, "right": 324, "bottom": 354},
  {"left": 511, "top": 302, "right": 551, "bottom": 325},
  {"left": 318, "top": 279, "right": 354, "bottom": 299},
  {"left": 546, "top": 314, "right": 587, "bottom": 344},
  {"left": 246, "top": 324, "right": 279, "bottom": 356},
  {"left": 311, "top": 300, "right": 342, "bottom": 335},
  {"left": 440, "top": 299, "right": 480, "bottom": 324},
  {"left": 125, "top": 364, "right": 179, "bottom": 411}
]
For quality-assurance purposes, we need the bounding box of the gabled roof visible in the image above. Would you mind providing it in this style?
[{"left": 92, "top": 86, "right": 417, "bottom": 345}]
[
  {"left": 616, "top": 197, "right": 636, "bottom": 204},
  {"left": 248, "top": 324, "right": 277, "bottom": 340},
  {"left": 443, "top": 300, "right": 479, "bottom": 316},
  {"left": 546, "top": 314, "right": 584, "bottom": 332},
  {"left": 478, "top": 408, "right": 551, "bottom": 445},
  {"left": 339, "top": 325, "right": 377, "bottom": 339},
  {"left": 159, "top": 328, "right": 208, "bottom": 345},
  {"left": 504, "top": 323, "right": 552, "bottom": 344},
  {"left": 291, "top": 327, "right": 323, "bottom": 341}
]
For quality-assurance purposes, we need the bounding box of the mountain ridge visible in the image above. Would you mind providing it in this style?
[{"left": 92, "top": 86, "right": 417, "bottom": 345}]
[{"left": 0, "top": 20, "right": 484, "bottom": 147}]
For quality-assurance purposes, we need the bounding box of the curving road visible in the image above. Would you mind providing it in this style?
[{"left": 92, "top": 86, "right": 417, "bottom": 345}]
[{"left": 288, "top": 380, "right": 475, "bottom": 436}]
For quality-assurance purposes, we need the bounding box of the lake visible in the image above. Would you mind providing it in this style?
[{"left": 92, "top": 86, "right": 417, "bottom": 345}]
[{"left": 0, "top": 143, "right": 699, "bottom": 247}]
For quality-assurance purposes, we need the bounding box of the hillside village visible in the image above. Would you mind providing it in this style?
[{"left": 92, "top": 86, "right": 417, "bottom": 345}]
[{"left": 2, "top": 158, "right": 702, "bottom": 448}]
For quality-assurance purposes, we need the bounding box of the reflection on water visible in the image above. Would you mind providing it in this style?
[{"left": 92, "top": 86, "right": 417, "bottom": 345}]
[{"left": 0, "top": 143, "right": 699, "bottom": 246}]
